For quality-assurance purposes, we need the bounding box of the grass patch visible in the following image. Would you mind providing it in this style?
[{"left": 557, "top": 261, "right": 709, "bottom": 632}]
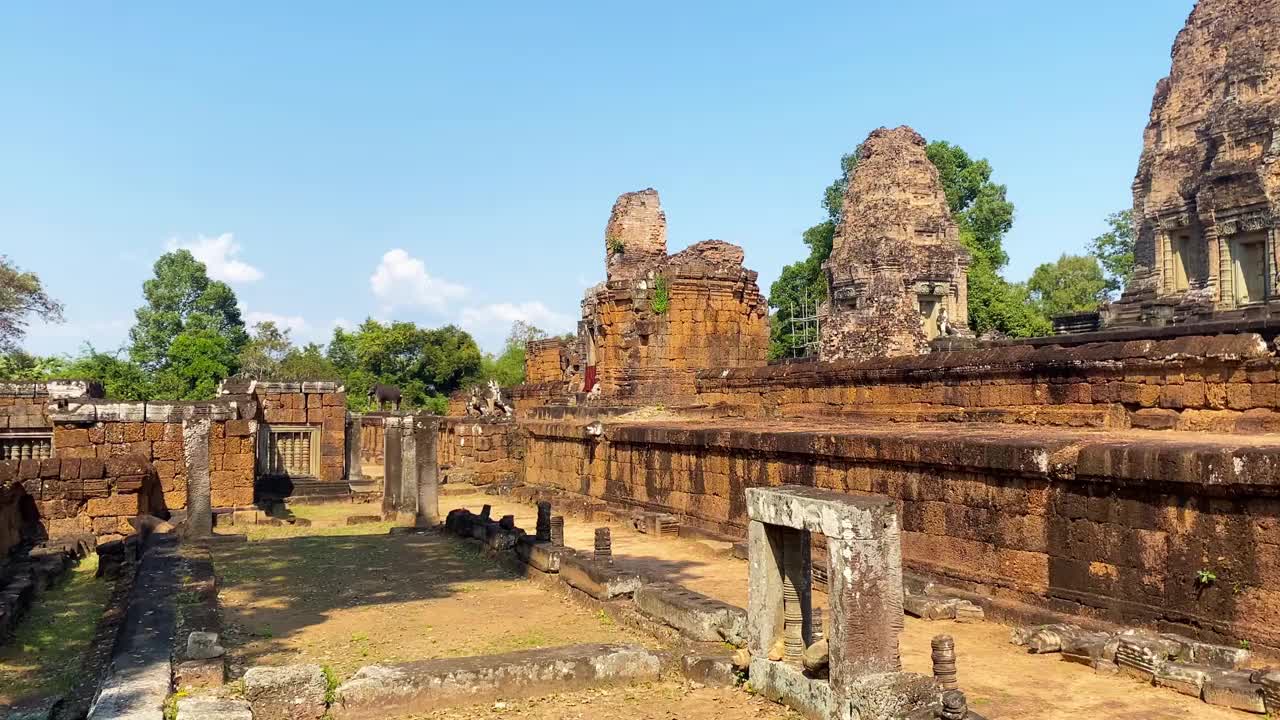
[
  {"left": 0, "top": 556, "right": 111, "bottom": 703},
  {"left": 322, "top": 664, "right": 339, "bottom": 704}
]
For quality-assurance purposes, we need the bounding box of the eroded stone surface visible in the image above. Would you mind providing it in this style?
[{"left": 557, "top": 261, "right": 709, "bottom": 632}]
[
  {"left": 821, "top": 126, "right": 969, "bottom": 361},
  {"left": 1109, "top": 0, "right": 1280, "bottom": 324},
  {"left": 334, "top": 644, "right": 661, "bottom": 720},
  {"left": 243, "top": 664, "right": 328, "bottom": 720}
]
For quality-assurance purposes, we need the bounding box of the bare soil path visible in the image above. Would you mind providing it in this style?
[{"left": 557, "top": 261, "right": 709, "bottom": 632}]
[
  {"left": 210, "top": 505, "right": 652, "bottom": 679},
  {"left": 447, "top": 488, "right": 1250, "bottom": 720}
]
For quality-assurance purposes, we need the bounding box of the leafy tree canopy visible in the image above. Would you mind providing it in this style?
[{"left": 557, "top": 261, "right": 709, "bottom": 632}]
[
  {"left": 1088, "top": 209, "right": 1136, "bottom": 295},
  {"left": 1027, "top": 254, "right": 1110, "bottom": 320},
  {"left": 129, "top": 250, "right": 248, "bottom": 371},
  {"left": 0, "top": 256, "right": 64, "bottom": 353},
  {"left": 239, "top": 321, "right": 293, "bottom": 380},
  {"left": 327, "top": 319, "right": 483, "bottom": 411},
  {"left": 482, "top": 321, "right": 548, "bottom": 387}
]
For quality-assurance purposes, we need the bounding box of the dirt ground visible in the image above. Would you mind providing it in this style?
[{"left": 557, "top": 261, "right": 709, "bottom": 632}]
[
  {"left": 448, "top": 488, "right": 1250, "bottom": 720},
  {"left": 210, "top": 504, "right": 653, "bottom": 679},
  {"left": 406, "top": 681, "right": 801, "bottom": 719},
  {"left": 0, "top": 556, "right": 110, "bottom": 706}
]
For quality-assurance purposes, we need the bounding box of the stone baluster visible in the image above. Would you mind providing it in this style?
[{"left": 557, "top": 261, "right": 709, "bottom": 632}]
[{"left": 594, "top": 527, "right": 612, "bottom": 561}]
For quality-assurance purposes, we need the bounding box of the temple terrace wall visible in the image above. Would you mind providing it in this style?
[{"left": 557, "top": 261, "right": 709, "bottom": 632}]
[
  {"left": 696, "top": 333, "right": 1280, "bottom": 433},
  {"left": 50, "top": 397, "right": 258, "bottom": 512},
  {"left": 438, "top": 417, "right": 523, "bottom": 487},
  {"left": 520, "top": 418, "right": 1280, "bottom": 653}
]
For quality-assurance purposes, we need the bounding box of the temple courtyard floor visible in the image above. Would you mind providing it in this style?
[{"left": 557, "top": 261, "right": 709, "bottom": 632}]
[{"left": 206, "top": 492, "right": 1253, "bottom": 719}]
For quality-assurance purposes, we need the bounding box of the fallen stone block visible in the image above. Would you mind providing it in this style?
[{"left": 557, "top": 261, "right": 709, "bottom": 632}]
[
  {"left": 681, "top": 650, "right": 738, "bottom": 687},
  {"left": 904, "top": 595, "right": 956, "bottom": 620},
  {"left": 484, "top": 524, "right": 520, "bottom": 552},
  {"left": 1115, "top": 633, "right": 1181, "bottom": 682},
  {"left": 175, "top": 658, "right": 226, "bottom": 691},
  {"left": 186, "top": 631, "right": 225, "bottom": 660},
  {"left": 1261, "top": 670, "right": 1280, "bottom": 715},
  {"left": 177, "top": 697, "right": 253, "bottom": 720},
  {"left": 1153, "top": 662, "right": 1213, "bottom": 698},
  {"left": 1059, "top": 631, "right": 1115, "bottom": 670},
  {"left": 514, "top": 538, "right": 570, "bottom": 573},
  {"left": 559, "top": 554, "right": 641, "bottom": 600},
  {"left": 333, "top": 644, "right": 661, "bottom": 720},
  {"left": 243, "top": 664, "right": 328, "bottom": 720},
  {"left": 1024, "top": 625, "right": 1082, "bottom": 654},
  {"left": 633, "top": 582, "right": 747, "bottom": 645},
  {"left": 1162, "top": 634, "right": 1251, "bottom": 670},
  {"left": 1202, "top": 669, "right": 1266, "bottom": 713},
  {"left": 953, "top": 600, "right": 984, "bottom": 623}
]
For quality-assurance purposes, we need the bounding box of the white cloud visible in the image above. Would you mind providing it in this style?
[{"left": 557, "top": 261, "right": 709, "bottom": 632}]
[
  {"left": 370, "top": 249, "right": 467, "bottom": 312},
  {"left": 244, "top": 310, "right": 309, "bottom": 335},
  {"left": 166, "top": 233, "right": 264, "bottom": 284},
  {"left": 459, "top": 301, "right": 575, "bottom": 346}
]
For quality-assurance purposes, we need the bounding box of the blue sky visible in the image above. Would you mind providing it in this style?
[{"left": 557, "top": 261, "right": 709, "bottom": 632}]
[{"left": 2, "top": 1, "right": 1196, "bottom": 356}]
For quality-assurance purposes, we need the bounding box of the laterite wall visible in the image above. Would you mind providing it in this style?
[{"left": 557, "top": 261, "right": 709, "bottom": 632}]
[{"left": 522, "top": 420, "right": 1280, "bottom": 653}]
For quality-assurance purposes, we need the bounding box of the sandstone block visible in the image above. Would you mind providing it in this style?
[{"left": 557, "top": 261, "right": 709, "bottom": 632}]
[
  {"left": 1202, "top": 670, "right": 1266, "bottom": 713},
  {"left": 243, "top": 663, "right": 328, "bottom": 720}
]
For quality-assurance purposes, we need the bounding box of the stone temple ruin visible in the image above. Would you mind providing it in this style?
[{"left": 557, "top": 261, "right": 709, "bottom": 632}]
[
  {"left": 6, "top": 1, "right": 1280, "bottom": 718},
  {"left": 1104, "top": 0, "right": 1280, "bottom": 328},
  {"left": 821, "top": 126, "right": 970, "bottom": 361}
]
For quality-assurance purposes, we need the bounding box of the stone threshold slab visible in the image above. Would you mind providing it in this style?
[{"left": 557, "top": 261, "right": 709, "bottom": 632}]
[{"left": 332, "top": 643, "right": 661, "bottom": 719}]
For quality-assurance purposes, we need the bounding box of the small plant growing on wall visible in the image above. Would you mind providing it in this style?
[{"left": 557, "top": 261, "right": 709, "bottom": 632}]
[
  {"left": 651, "top": 275, "right": 670, "bottom": 314},
  {"left": 607, "top": 234, "right": 625, "bottom": 256},
  {"left": 1195, "top": 568, "right": 1217, "bottom": 587}
]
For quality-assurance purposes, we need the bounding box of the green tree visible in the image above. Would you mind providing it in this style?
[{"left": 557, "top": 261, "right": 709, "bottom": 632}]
[
  {"left": 0, "top": 256, "right": 64, "bottom": 352},
  {"left": 482, "top": 321, "right": 547, "bottom": 387},
  {"left": 238, "top": 321, "right": 293, "bottom": 379},
  {"left": 61, "top": 346, "right": 153, "bottom": 400},
  {"left": 278, "top": 343, "right": 339, "bottom": 381},
  {"left": 326, "top": 319, "right": 483, "bottom": 411},
  {"left": 1027, "top": 254, "right": 1109, "bottom": 320},
  {"left": 129, "top": 250, "right": 248, "bottom": 371},
  {"left": 151, "top": 328, "right": 238, "bottom": 400},
  {"left": 0, "top": 350, "right": 69, "bottom": 380},
  {"left": 1088, "top": 209, "right": 1136, "bottom": 295}
]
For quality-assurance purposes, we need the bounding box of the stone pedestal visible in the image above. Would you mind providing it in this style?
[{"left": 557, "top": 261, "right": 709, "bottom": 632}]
[
  {"left": 182, "top": 418, "right": 213, "bottom": 538},
  {"left": 413, "top": 416, "right": 440, "bottom": 527},
  {"left": 381, "top": 414, "right": 440, "bottom": 525},
  {"left": 346, "top": 414, "right": 365, "bottom": 482},
  {"left": 381, "top": 417, "right": 404, "bottom": 520}
]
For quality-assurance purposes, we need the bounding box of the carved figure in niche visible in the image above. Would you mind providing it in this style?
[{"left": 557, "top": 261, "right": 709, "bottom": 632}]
[
  {"left": 937, "top": 306, "right": 951, "bottom": 337},
  {"left": 367, "top": 383, "right": 402, "bottom": 411}
]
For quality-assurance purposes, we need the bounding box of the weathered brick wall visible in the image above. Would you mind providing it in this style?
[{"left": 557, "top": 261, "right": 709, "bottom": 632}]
[
  {"left": 696, "top": 334, "right": 1280, "bottom": 433},
  {"left": 0, "top": 454, "right": 163, "bottom": 543},
  {"left": 49, "top": 398, "right": 258, "bottom": 511},
  {"left": 253, "top": 382, "right": 346, "bottom": 483},
  {"left": 357, "top": 415, "right": 386, "bottom": 464},
  {"left": 586, "top": 255, "right": 769, "bottom": 402},
  {"left": 438, "top": 417, "right": 523, "bottom": 486},
  {"left": 525, "top": 339, "right": 568, "bottom": 385},
  {"left": 522, "top": 419, "right": 1280, "bottom": 652},
  {"left": 0, "top": 380, "right": 101, "bottom": 440}
]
